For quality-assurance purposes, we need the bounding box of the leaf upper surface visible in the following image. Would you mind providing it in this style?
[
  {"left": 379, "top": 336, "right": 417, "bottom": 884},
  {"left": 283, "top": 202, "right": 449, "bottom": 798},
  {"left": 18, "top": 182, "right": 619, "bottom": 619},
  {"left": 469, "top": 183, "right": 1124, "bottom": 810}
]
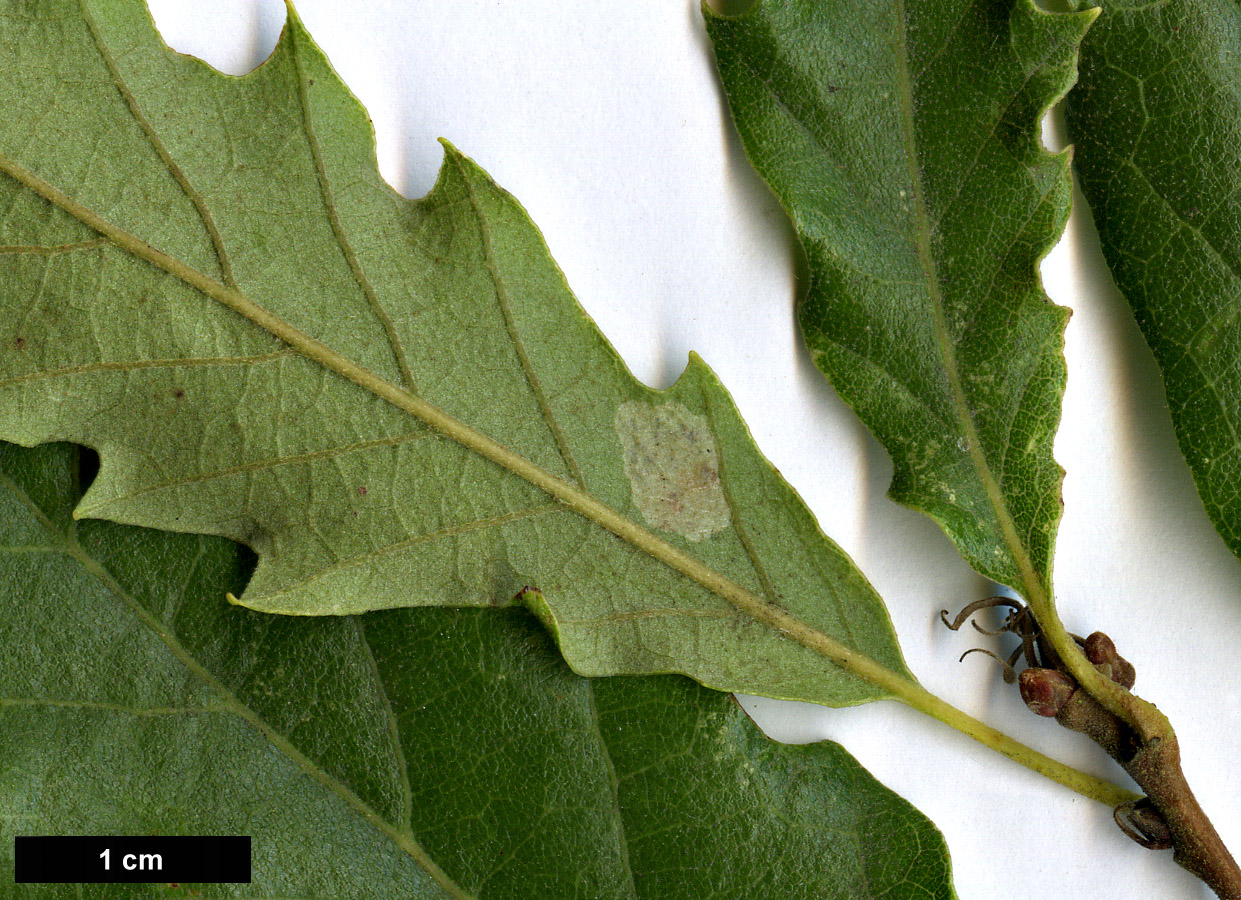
[
  {"left": 0, "top": 440, "right": 957, "bottom": 899},
  {"left": 705, "top": 0, "right": 1094, "bottom": 607},
  {"left": 0, "top": 1, "right": 914, "bottom": 707},
  {"left": 1065, "top": 0, "right": 1241, "bottom": 565}
]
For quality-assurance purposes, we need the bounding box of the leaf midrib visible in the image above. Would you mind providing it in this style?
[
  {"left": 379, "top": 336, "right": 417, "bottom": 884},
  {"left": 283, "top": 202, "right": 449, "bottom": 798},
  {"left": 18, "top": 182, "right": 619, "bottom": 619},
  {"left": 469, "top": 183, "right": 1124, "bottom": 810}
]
[
  {"left": 0, "top": 462, "right": 477, "bottom": 900},
  {"left": 714, "top": 0, "right": 1056, "bottom": 610},
  {"left": 4, "top": 145, "right": 1136, "bottom": 813},
  {"left": 890, "top": 0, "right": 1051, "bottom": 610},
  {"left": 886, "top": 1, "right": 1136, "bottom": 728},
  {"left": 11, "top": 0, "right": 918, "bottom": 709},
  {"left": 0, "top": 149, "right": 920, "bottom": 706}
]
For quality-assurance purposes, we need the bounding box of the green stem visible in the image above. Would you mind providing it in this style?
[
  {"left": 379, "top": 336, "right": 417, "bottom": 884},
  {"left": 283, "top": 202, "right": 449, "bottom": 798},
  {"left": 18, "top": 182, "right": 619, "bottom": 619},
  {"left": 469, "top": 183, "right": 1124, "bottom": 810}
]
[
  {"left": 0, "top": 148, "right": 1137, "bottom": 812},
  {"left": 896, "top": 682, "right": 1136, "bottom": 808}
]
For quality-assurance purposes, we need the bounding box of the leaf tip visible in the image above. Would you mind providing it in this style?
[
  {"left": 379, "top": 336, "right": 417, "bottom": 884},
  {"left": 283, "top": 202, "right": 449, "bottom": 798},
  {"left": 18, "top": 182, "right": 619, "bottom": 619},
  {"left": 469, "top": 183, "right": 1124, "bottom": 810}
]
[
  {"left": 700, "top": 0, "right": 760, "bottom": 22},
  {"left": 516, "top": 587, "right": 562, "bottom": 645},
  {"left": 681, "top": 350, "right": 725, "bottom": 392},
  {"left": 280, "top": 0, "right": 316, "bottom": 48},
  {"left": 435, "top": 138, "right": 492, "bottom": 189},
  {"left": 436, "top": 137, "right": 476, "bottom": 173}
]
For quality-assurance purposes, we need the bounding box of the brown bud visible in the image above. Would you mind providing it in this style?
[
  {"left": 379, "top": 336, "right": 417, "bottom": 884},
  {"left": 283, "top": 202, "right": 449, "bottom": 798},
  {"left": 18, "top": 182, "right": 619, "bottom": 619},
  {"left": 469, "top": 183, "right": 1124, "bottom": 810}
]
[
  {"left": 1114, "top": 799, "right": 1174, "bottom": 850},
  {"left": 1084, "top": 631, "right": 1136, "bottom": 689},
  {"left": 1019, "top": 667, "right": 1076, "bottom": 717},
  {"left": 1112, "top": 656, "right": 1136, "bottom": 690},
  {"left": 1084, "top": 631, "right": 1118, "bottom": 666}
]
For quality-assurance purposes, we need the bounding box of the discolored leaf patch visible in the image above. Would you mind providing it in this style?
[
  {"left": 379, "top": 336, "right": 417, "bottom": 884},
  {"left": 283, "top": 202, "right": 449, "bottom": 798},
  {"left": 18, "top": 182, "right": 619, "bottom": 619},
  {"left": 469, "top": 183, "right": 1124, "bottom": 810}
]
[{"left": 614, "top": 400, "right": 731, "bottom": 541}]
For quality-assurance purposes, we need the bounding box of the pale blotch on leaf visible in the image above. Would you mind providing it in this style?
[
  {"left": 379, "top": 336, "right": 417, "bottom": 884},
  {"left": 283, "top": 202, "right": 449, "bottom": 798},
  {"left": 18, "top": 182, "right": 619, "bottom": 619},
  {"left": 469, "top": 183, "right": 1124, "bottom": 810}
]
[{"left": 614, "top": 400, "right": 731, "bottom": 541}]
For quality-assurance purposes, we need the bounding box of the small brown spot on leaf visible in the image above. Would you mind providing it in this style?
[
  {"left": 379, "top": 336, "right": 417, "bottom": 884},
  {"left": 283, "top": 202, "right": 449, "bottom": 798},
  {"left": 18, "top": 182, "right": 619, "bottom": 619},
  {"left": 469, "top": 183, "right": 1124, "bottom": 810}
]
[
  {"left": 13, "top": 335, "right": 24, "bottom": 349},
  {"left": 357, "top": 485, "right": 368, "bottom": 496},
  {"left": 172, "top": 388, "right": 185, "bottom": 400}
]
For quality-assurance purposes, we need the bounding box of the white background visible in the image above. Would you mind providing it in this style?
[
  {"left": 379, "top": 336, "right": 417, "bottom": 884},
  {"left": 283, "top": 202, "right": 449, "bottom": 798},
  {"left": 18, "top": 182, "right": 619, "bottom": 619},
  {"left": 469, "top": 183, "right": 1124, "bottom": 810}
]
[{"left": 143, "top": 2, "right": 1241, "bottom": 898}]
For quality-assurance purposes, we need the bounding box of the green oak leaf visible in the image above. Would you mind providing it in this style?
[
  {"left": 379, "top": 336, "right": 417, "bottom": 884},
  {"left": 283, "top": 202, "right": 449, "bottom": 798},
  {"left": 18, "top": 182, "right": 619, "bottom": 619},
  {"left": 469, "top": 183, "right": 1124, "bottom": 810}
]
[
  {"left": 0, "top": 440, "right": 956, "bottom": 900},
  {"left": 705, "top": 0, "right": 1095, "bottom": 612},
  {"left": 0, "top": 1, "right": 914, "bottom": 708},
  {"left": 1064, "top": 0, "right": 1241, "bottom": 563}
]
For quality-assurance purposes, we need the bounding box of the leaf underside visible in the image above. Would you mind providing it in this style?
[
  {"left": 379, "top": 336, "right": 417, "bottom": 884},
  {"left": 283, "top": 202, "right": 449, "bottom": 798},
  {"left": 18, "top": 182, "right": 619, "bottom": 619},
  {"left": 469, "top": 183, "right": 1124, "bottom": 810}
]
[
  {"left": 0, "top": 1, "right": 912, "bottom": 707},
  {"left": 706, "top": 0, "right": 1094, "bottom": 606},
  {"left": 0, "top": 440, "right": 956, "bottom": 900},
  {"left": 1065, "top": 0, "right": 1241, "bottom": 565}
]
